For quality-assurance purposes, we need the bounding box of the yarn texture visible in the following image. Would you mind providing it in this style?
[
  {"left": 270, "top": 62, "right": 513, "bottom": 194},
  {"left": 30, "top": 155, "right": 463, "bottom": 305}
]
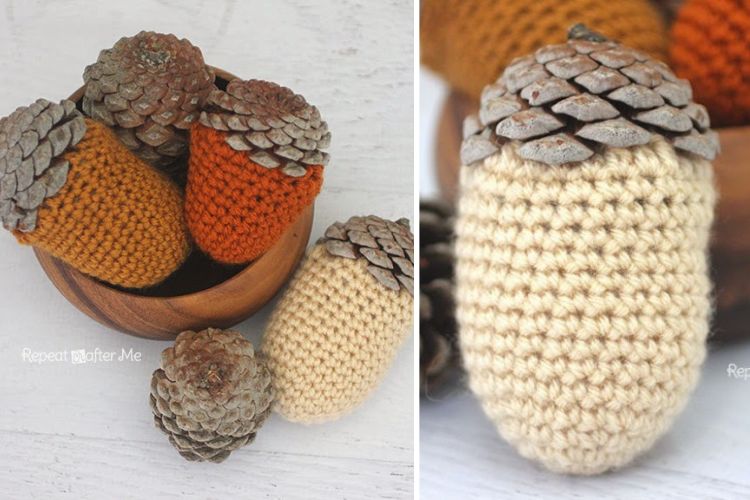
[
  {"left": 15, "top": 119, "right": 190, "bottom": 289},
  {"left": 185, "top": 124, "right": 323, "bottom": 264},
  {"left": 456, "top": 138, "right": 715, "bottom": 474},
  {"left": 670, "top": 0, "right": 750, "bottom": 126},
  {"left": 262, "top": 245, "right": 412, "bottom": 424},
  {"left": 421, "top": 0, "right": 668, "bottom": 99}
]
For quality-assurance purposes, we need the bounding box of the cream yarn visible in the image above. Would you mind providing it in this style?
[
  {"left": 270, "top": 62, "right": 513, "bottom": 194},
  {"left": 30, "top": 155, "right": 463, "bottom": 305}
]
[
  {"left": 456, "top": 137, "right": 715, "bottom": 474},
  {"left": 262, "top": 245, "right": 413, "bottom": 423}
]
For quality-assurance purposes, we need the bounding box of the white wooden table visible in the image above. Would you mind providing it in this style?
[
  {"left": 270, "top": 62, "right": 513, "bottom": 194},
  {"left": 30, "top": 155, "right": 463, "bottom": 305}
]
[
  {"left": 420, "top": 69, "right": 750, "bottom": 500},
  {"left": 0, "top": 2, "right": 414, "bottom": 498}
]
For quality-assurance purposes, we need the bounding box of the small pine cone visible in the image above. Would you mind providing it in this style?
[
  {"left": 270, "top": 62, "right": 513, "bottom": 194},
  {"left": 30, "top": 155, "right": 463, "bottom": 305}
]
[
  {"left": 1, "top": 99, "right": 189, "bottom": 288},
  {"left": 150, "top": 328, "right": 274, "bottom": 463},
  {"left": 456, "top": 26, "right": 717, "bottom": 475},
  {"left": 670, "top": 0, "right": 750, "bottom": 126},
  {"left": 185, "top": 79, "right": 329, "bottom": 264},
  {"left": 421, "top": 0, "right": 668, "bottom": 99},
  {"left": 262, "top": 216, "right": 413, "bottom": 423},
  {"left": 82, "top": 31, "right": 215, "bottom": 172},
  {"left": 419, "top": 200, "right": 459, "bottom": 395}
]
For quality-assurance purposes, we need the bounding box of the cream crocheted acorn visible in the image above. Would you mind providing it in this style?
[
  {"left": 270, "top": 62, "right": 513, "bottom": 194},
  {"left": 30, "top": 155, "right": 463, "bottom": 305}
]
[
  {"left": 456, "top": 26, "right": 717, "bottom": 475},
  {"left": 261, "top": 216, "right": 414, "bottom": 423}
]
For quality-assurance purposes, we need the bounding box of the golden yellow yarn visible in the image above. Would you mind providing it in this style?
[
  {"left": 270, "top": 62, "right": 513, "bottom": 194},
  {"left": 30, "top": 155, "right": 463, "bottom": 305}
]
[
  {"left": 455, "top": 138, "right": 715, "bottom": 474},
  {"left": 421, "top": 0, "right": 668, "bottom": 99},
  {"left": 262, "top": 245, "right": 413, "bottom": 424},
  {"left": 15, "top": 119, "right": 190, "bottom": 289}
]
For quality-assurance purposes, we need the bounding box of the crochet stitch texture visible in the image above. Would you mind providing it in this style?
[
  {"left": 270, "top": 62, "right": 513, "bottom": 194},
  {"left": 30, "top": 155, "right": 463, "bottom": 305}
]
[
  {"left": 262, "top": 245, "right": 412, "bottom": 423},
  {"left": 185, "top": 124, "right": 323, "bottom": 264},
  {"left": 15, "top": 119, "right": 190, "bottom": 289},
  {"left": 421, "top": 0, "right": 668, "bottom": 99},
  {"left": 456, "top": 137, "right": 715, "bottom": 474},
  {"left": 670, "top": 0, "right": 750, "bottom": 126}
]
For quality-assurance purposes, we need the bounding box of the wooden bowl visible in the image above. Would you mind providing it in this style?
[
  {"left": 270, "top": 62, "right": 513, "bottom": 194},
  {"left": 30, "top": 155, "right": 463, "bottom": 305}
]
[
  {"left": 434, "top": 90, "right": 750, "bottom": 341},
  {"left": 33, "top": 68, "right": 314, "bottom": 340}
]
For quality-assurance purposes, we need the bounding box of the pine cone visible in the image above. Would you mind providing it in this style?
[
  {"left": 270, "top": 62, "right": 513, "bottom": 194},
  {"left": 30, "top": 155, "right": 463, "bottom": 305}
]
[
  {"left": 1, "top": 99, "right": 189, "bottom": 288},
  {"left": 461, "top": 24, "right": 719, "bottom": 167},
  {"left": 82, "top": 31, "right": 215, "bottom": 172},
  {"left": 199, "top": 79, "right": 331, "bottom": 175},
  {"left": 262, "top": 216, "right": 413, "bottom": 423},
  {"left": 419, "top": 200, "right": 459, "bottom": 395},
  {"left": 185, "top": 79, "right": 329, "bottom": 264},
  {"left": 150, "top": 328, "right": 274, "bottom": 463}
]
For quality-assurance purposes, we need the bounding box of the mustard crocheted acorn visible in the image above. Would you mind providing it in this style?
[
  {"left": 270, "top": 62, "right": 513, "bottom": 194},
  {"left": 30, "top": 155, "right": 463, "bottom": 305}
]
[
  {"left": 0, "top": 98, "right": 190, "bottom": 289},
  {"left": 421, "top": 0, "right": 668, "bottom": 99},
  {"left": 262, "top": 216, "right": 413, "bottom": 424},
  {"left": 456, "top": 26, "right": 717, "bottom": 475}
]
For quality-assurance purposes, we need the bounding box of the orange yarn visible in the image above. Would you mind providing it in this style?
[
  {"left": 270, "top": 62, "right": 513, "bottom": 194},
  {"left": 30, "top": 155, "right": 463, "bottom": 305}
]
[
  {"left": 421, "top": 0, "right": 669, "bottom": 98},
  {"left": 185, "top": 124, "right": 323, "bottom": 264},
  {"left": 670, "top": 0, "right": 750, "bottom": 126},
  {"left": 15, "top": 119, "right": 190, "bottom": 289}
]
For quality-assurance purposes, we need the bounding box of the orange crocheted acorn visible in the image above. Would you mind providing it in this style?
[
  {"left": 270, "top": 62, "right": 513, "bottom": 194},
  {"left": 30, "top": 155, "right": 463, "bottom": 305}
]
[
  {"left": 670, "top": 0, "right": 750, "bottom": 126},
  {"left": 185, "top": 80, "right": 330, "bottom": 264},
  {"left": 421, "top": 0, "right": 669, "bottom": 99},
  {"left": 1, "top": 100, "right": 190, "bottom": 289},
  {"left": 186, "top": 124, "right": 323, "bottom": 264}
]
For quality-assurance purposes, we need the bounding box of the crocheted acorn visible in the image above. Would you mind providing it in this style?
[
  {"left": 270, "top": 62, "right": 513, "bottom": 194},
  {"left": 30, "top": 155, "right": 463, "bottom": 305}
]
[
  {"left": 82, "top": 31, "right": 215, "bottom": 172},
  {"left": 421, "top": 0, "right": 668, "bottom": 99},
  {"left": 150, "top": 328, "right": 274, "bottom": 463},
  {"left": 262, "top": 216, "right": 413, "bottom": 423},
  {"left": 185, "top": 79, "right": 330, "bottom": 264},
  {"left": 0, "top": 99, "right": 190, "bottom": 289},
  {"left": 456, "top": 26, "right": 717, "bottom": 475},
  {"left": 670, "top": 0, "right": 750, "bottom": 126}
]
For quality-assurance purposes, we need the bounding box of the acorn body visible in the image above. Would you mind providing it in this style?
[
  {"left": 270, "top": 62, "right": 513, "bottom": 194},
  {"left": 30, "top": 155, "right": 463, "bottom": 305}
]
[
  {"left": 1, "top": 99, "right": 189, "bottom": 289},
  {"left": 456, "top": 140, "right": 715, "bottom": 474},
  {"left": 185, "top": 124, "right": 323, "bottom": 264},
  {"left": 262, "top": 216, "right": 413, "bottom": 423},
  {"left": 16, "top": 119, "right": 190, "bottom": 288},
  {"left": 185, "top": 80, "right": 330, "bottom": 264}
]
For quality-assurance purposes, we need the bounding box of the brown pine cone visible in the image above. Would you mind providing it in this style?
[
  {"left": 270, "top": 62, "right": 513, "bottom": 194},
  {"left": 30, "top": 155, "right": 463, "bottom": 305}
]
[
  {"left": 150, "top": 328, "right": 273, "bottom": 463},
  {"left": 420, "top": 200, "right": 460, "bottom": 395},
  {"left": 461, "top": 23, "right": 719, "bottom": 167},
  {"left": 82, "top": 31, "right": 215, "bottom": 174}
]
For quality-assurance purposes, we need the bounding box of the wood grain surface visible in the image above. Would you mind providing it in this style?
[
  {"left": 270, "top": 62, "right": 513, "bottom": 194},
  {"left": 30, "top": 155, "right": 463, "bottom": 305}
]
[
  {"left": 0, "top": 1, "right": 415, "bottom": 498},
  {"left": 433, "top": 88, "right": 750, "bottom": 340}
]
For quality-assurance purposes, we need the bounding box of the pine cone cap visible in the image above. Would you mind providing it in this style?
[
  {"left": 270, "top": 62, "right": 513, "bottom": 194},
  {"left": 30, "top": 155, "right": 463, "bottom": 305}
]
[
  {"left": 0, "top": 99, "right": 85, "bottom": 232},
  {"left": 321, "top": 215, "right": 414, "bottom": 295},
  {"left": 199, "top": 79, "right": 331, "bottom": 178},
  {"left": 461, "top": 24, "right": 720, "bottom": 167},
  {"left": 82, "top": 31, "right": 214, "bottom": 168},
  {"left": 420, "top": 200, "right": 459, "bottom": 394},
  {"left": 150, "top": 328, "right": 274, "bottom": 463}
]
